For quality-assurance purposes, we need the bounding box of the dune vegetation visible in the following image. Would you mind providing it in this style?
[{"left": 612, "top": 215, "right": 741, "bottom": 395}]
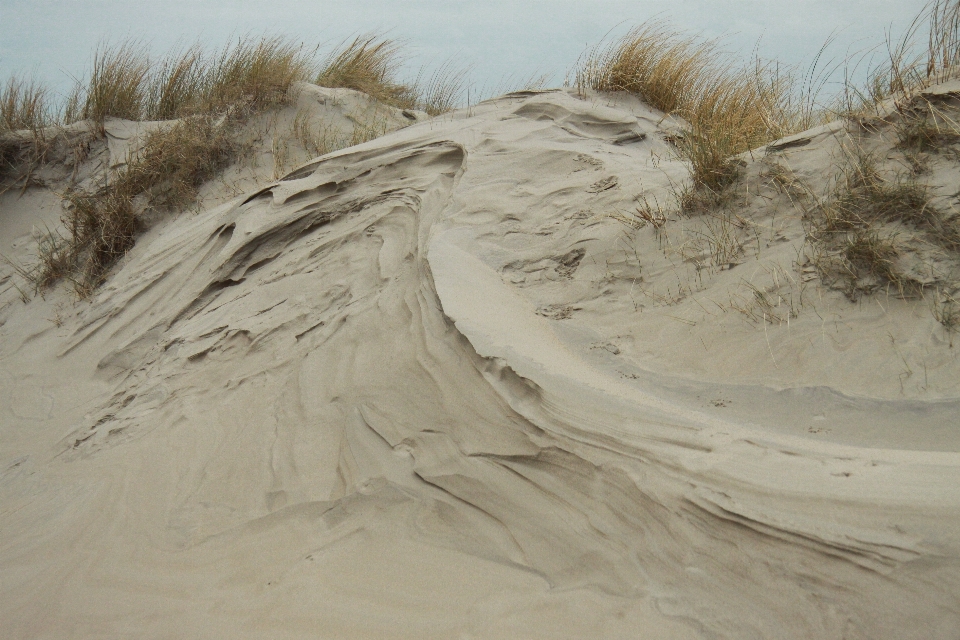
[
  {"left": 579, "top": 0, "right": 960, "bottom": 329},
  {"left": 1, "top": 34, "right": 471, "bottom": 293},
  {"left": 577, "top": 0, "right": 960, "bottom": 207},
  {"left": 1, "top": 1, "right": 958, "bottom": 303},
  {"left": 576, "top": 22, "right": 808, "bottom": 202},
  {"left": 4, "top": 5, "right": 960, "bottom": 638}
]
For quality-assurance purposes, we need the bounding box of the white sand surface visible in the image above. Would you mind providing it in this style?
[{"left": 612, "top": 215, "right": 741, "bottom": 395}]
[{"left": 2, "top": 85, "right": 959, "bottom": 638}]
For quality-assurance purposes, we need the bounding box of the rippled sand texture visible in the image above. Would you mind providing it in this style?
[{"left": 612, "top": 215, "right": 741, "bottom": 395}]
[{"left": 2, "top": 86, "right": 960, "bottom": 639}]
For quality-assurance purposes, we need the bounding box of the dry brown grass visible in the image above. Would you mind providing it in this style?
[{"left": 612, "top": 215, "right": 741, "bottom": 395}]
[
  {"left": 204, "top": 36, "right": 313, "bottom": 113},
  {"left": 62, "top": 187, "right": 139, "bottom": 294},
  {"left": 292, "top": 109, "right": 341, "bottom": 157},
  {"left": 803, "top": 3, "right": 960, "bottom": 319},
  {"left": 841, "top": 230, "right": 902, "bottom": 288},
  {"left": 289, "top": 103, "right": 402, "bottom": 165},
  {"left": 1, "top": 75, "right": 51, "bottom": 133},
  {"left": 57, "top": 115, "right": 235, "bottom": 293},
  {"left": 839, "top": 0, "right": 960, "bottom": 116},
  {"left": 809, "top": 145, "right": 960, "bottom": 299},
  {"left": 809, "top": 0, "right": 960, "bottom": 312},
  {"left": 2, "top": 228, "right": 73, "bottom": 300},
  {"left": 53, "top": 33, "right": 462, "bottom": 129},
  {"left": 72, "top": 41, "right": 152, "bottom": 124},
  {"left": 415, "top": 59, "right": 470, "bottom": 116},
  {"left": 896, "top": 98, "right": 960, "bottom": 153},
  {"left": 577, "top": 24, "right": 715, "bottom": 114},
  {"left": 818, "top": 150, "right": 924, "bottom": 229},
  {"left": 315, "top": 34, "right": 469, "bottom": 114},
  {"left": 628, "top": 195, "right": 669, "bottom": 230},
  {"left": 581, "top": 3, "right": 959, "bottom": 209},
  {"left": 125, "top": 116, "right": 236, "bottom": 207},
  {"left": 64, "top": 37, "right": 314, "bottom": 126},
  {"left": 16, "top": 33, "right": 465, "bottom": 134},
  {"left": 9, "top": 33, "right": 454, "bottom": 296},
  {"left": 822, "top": 147, "right": 958, "bottom": 248},
  {"left": 889, "top": 0, "right": 960, "bottom": 96},
  {"left": 316, "top": 35, "right": 415, "bottom": 109},
  {"left": 933, "top": 290, "right": 960, "bottom": 337},
  {"left": 146, "top": 44, "right": 208, "bottom": 120},
  {"left": 1, "top": 76, "right": 54, "bottom": 177},
  {"left": 577, "top": 23, "right": 806, "bottom": 203}
]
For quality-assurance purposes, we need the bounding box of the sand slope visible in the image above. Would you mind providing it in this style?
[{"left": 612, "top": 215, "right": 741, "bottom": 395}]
[{"left": 2, "top": 86, "right": 960, "bottom": 638}]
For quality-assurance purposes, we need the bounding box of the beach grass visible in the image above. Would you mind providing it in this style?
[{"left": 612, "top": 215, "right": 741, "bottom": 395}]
[
  {"left": 59, "top": 114, "right": 236, "bottom": 293},
  {"left": 315, "top": 34, "right": 414, "bottom": 109},
  {"left": 4, "top": 33, "right": 468, "bottom": 295},
  {"left": 6, "top": 3, "right": 960, "bottom": 298},
  {"left": 1, "top": 75, "right": 52, "bottom": 134},
  {"left": 579, "top": 1, "right": 960, "bottom": 207},
  {"left": 1, "top": 75, "right": 54, "bottom": 176},
  {"left": 576, "top": 23, "right": 806, "bottom": 201}
]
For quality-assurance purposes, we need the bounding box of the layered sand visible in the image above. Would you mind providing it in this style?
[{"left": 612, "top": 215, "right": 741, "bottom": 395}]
[{"left": 2, "top": 83, "right": 959, "bottom": 638}]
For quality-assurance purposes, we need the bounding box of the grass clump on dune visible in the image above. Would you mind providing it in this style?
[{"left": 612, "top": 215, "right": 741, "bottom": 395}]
[
  {"left": 316, "top": 35, "right": 415, "bottom": 108},
  {"left": 65, "top": 37, "right": 315, "bottom": 125},
  {"left": 113, "top": 115, "right": 235, "bottom": 208},
  {"left": 577, "top": 23, "right": 808, "bottom": 206},
  {"left": 69, "top": 42, "right": 152, "bottom": 124},
  {"left": 413, "top": 59, "right": 470, "bottom": 116},
  {"left": 808, "top": 1, "right": 960, "bottom": 309},
  {"left": 839, "top": 0, "right": 960, "bottom": 117},
  {"left": 62, "top": 33, "right": 437, "bottom": 124},
  {"left": 204, "top": 36, "right": 314, "bottom": 113},
  {"left": 61, "top": 115, "right": 235, "bottom": 293},
  {"left": 314, "top": 34, "right": 467, "bottom": 115},
  {"left": 1, "top": 76, "right": 51, "bottom": 133},
  {"left": 889, "top": 0, "right": 958, "bottom": 97},
  {"left": 579, "top": 2, "right": 960, "bottom": 330},
  {"left": 577, "top": 24, "right": 714, "bottom": 114},
  {"left": 146, "top": 44, "right": 208, "bottom": 120},
  {"left": 46, "top": 36, "right": 307, "bottom": 294},
  {"left": 1, "top": 76, "right": 55, "bottom": 176},
  {"left": 810, "top": 145, "right": 960, "bottom": 300},
  {"left": 895, "top": 98, "right": 960, "bottom": 159},
  {"left": 8, "top": 32, "right": 463, "bottom": 140},
  {"left": 14, "top": 33, "right": 467, "bottom": 296},
  {"left": 579, "top": 2, "right": 960, "bottom": 209}
]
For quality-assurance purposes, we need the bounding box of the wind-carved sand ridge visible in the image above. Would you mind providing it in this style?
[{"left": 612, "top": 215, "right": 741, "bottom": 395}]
[{"left": 2, "top": 82, "right": 960, "bottom": 638}]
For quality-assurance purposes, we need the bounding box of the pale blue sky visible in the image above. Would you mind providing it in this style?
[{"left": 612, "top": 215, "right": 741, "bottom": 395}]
[{"left": 0, "top": 0, "right": 929, "bottom": 103}]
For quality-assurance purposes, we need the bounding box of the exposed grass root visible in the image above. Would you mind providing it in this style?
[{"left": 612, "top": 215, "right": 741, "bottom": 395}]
[{"left": 933, "top": 290, "right": 960, "bottom": 339}]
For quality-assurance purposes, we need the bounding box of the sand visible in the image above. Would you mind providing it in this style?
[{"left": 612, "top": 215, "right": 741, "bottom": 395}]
[{"left": 2, "top": 83, "right": 960, "bottom": 638}]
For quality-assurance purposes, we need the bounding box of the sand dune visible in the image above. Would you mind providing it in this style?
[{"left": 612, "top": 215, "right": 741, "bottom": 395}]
[{"left": 2, "top": 83, "right": 960, "bottom": 638}]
